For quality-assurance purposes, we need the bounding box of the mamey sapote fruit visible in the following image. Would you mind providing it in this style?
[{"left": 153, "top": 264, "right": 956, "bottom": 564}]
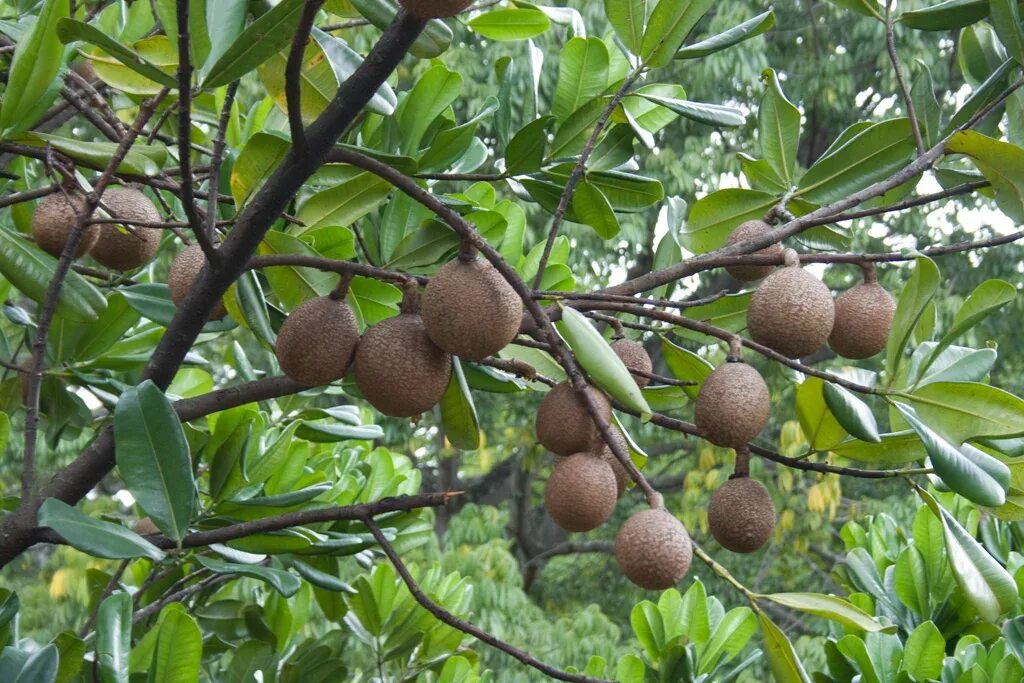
[
  {"left": 829, "top": 267, "right": 895, "bottom": 359},
  {"left": 544, "top": 453, "right": 619, "bottom": 532},
  {"left": 353, "top": 313, "right": 451, "bottom": 417},
  {"left": 421, "top": 255, "right": 522, "bottom": 360},
  {"left": 746, "top": 253, "right": 834, "bottom": 358},
  {"left": 708, "top": 476, "right": 776, "bottom": 553},
  {"left": 725, "top": 220, "right": 783, "bottom": 282},
  {"left": 615, "top": 503, "right": 693, "bottom": 590},
  {"left": 592, "top": 427, "right": 631, "bottom": 497},
  {"left": 168, "top": 244, "right": 227, "bottom": 319},
  {"left": 31, "top": 191, "right": 97, "bottom": 258},
  {"left": 276, "top": 295, "right": 359, "bottom": 386},
  {"left": 89, "top": 186, "right": 162, "bottom": 271},
  {"left": 399, "top": 0, "right": 474, "bottom": 18},
  {"left": 611, "top": 338, "right": 653, "bottom": 388},
  {"left": 536, "top": 382, "right": 610, "bottom": 456},
  {"left": 694, "top": 360, "right": 770, "bottom": 448}
]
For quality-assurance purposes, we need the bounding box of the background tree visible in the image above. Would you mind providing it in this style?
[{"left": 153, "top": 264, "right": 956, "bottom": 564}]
[{"left": 0, "top": 0, "right": 1022, "bottom": 680}]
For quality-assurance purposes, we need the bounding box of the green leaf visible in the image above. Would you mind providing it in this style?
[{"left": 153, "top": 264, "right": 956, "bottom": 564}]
[
  {"left": 0, "top": 230, "right": 107, "bottom": 323},
  {"left": 990, "top": 0, "right": 1024, "bottom": 65},
  {"left": 886, "top": 257, "right": 940, "bottom": 380},
  {"left": 114, "top": 380, "right": 196, "bottom": 542},
  {"left": 201, "top": 0, "right": 248, "bottom": 78},
  {"left": 74, "top": 293, "right": 140, "bottom": 361},
  {"left": 96, "top": 593, "right": 131, "bottom": 683},
  {"left": 552, "top": 38, "right": 610, "bottom": 122},
  {"left": 230, "top": 133, "right": 290, "bottom": 208},
  {"left": 13, "top": 644, "right": 57, "bottom": 683},
  {"left": 918, "top": 278, "right": 1015, "bottom": 377},
  {"left": 759, "top": 69, "right": 801, "bottom": 185},
  {"left": 829, "top": 431, "right": 927, "bottom": 464},
  {"left": 57, "top": 19, "right": 177, "bottom": 86},
  {"left": 36, "top": 498, "right": 164, "bottom": 561},
  {"left": 296, "top": 172, "right": 392, "bottom": 233},
  {"left": 676, "top": 11, "right": 775, "bottom": 59},
  {"left": 506, "top": 116, "right": 554, "bottom": 175},
  {"left": 899, "top": 0, "right": 988, "bottom": 30},
  {"left": 347, "top": 276, "right": 402, "bottom": 328},
  {"left": 896, "top": 402, "right": 1009, "bottom": 506},
  {"left": 637, "top": 94, "right": 745, "bottom": 127},
  {"left": 910, "top": 61, "right": 942, "bottom": 148},
  {"left": 947, "top": 131, "right": 1024, "bottom": 222},
  {"left": 195, "top": 556, "right": 301, "bottom": 597},
  {"left": 440, "top": 358, "right": 480, "bottom": 450},
  {"left": 796, "top": 377, "right": 848, "bottom": 451},
  {"left": 348, "top": 0, "right": 453, "bottom": 59},
  {"left": 257, "top": 231, "right": 338, "bottom": 310},
  {"left": 681, "top": 189, "right": 776, "bottom": 254},
  {"left": 906, "top": 381, "right": 1024, "bottom": 442},
  {"left": 797, "top": 119, "right": 916, "bottom": 205},
  {"left": 557, "top": 306, "right": 652, "bottom": 420},
  {"left": 572, "top": 179, "right": 620, "bottom": 238},
  {"left": 903, "top": 621, "right": 944, "bottom": 681},
  {"left": 395, "top": 64, "right": 463, "bottom": 155},
  {"left": 0, "top": 0, "right": 68, "bottom": 136},
  {"left": 311, "top": 28, "right": 397, "bottom": 116},
  {"left": 823, "top": 382, "right": 881, "bottom": 443},
  {"left": 758, "top": 593, "right": 894, "bottom": 633},
  {"left": 946, "top": 58, "right": 1016, "bottom": 134},
  {"left": 697, "top": 606, "right": 756, "bottom": 674},
  {"left": 120, "top": 283, "right": 235, "bottom": 332},
  {"left": 16, "top": 132, "right": 167, "bottom": 176},
  {"left": 758, "top": 611, "right": 812, "bottom": 683},
  {"left": 201, "top": 0, "right": 305, "bottom": 87},
  {"left": 640, "top": 0, "right": 714, "bottom": 69},
  {"left": 916, "top": 487, "right": 1018, "bottom": 622},
  {"left": 605, "top": 0, "right": 646, "bottom": 54},
  {"left": 150, "top": 604, "right": 201, "bottom": 683},
  {"left": 468, "top": 8, "right": 551, "bottom": 41},
  {"left": 659, "top": 335, "right": 713, "bottom": 400}
]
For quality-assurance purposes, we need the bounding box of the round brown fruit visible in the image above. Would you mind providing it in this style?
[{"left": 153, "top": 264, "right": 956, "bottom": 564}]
[
  {"left": 353, "top": 313, "right": 452, "bottom": 417},
  {"left": 275, "top": 296, "right": 359, "bottom": 386},
  {"left": 725, "top": 220, "right": 783, "bottom": 282},
  {"left": 89, "top": 186, "right": 162, "bottom": 271},
  {"left": 747, "top": 265, "right": 834, "bottom": 358},
  {"left": 611, "top": 338, "right": 653, "bottom": 389},
  {"left": 707, "top": 476, "right": 776, "bottom": 553},
  {"left": 31, "top": 192, "right": 97, "bottom": 258},
  {"left": 535, "top": 382, "right": 610, "bottom": 456},
  {"left": 694, "top": 361, "right": 770, "bottom": 448},
  {"left": 399, "top": 0, "right": 475, "bottom": 18},
  {"left": 544, "top": 453, "right": 619, "bottom": 532},
  {"left": 615, "top": 507, "right": 693, "bottom": 590},
  {"left": 829, "top": 281, "right": 896, "bottom": 359},
  {"left": 168, "top": 244, "right": 227, "bottom": 319},
  {"left": 421, "top": 256, "right": 522, "bottom": 361},
  {"left": 590, "top": 427, "right": 631, "bottom": 498}
]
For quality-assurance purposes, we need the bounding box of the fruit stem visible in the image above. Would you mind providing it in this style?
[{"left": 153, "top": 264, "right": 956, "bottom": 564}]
[
  {"left": 458, "top": 237, "right": 478, "bottom": 262},
  {"left": 646, "top": 492, "right": 664, "bottom": 509},
  {"left": 726, "top": 336, "right": 743, "bottom": 361},
  {"left": 858, "top": 261, "right": 878, "bottom": 284},
  {"left": 399, "top": 278, "right": 420, "bottom": 314},
  {"left": 733, "top": 447, "right": 750, "bottom": 478},
  {"left": 609, "top": 318, "right": 625, "bottom": 340},
  {"left": 329, "top": 272, "right": 354, "bottom": 300},
  {"left": 782, "top": 248, "right": 800, "bottom": 268}
]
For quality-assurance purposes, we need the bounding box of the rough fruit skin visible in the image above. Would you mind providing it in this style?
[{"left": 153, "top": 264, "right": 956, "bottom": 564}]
[
  {"left": 535, "top": 382, "right": 611, "bottom": 456},
  {"left": 399, "top": 0, "right": 474, "bottom": 18},
  {"left": 694, "top": 362, "right": 770, "bottom": 448},
  {"left": 611, "top": 339, "right": 653, "bottom": 388},
  {"left": 354, "top": 313, "right": 452, "bottom": 417},
  {"left": 725, "top": 220, "right": 783, "bottom": 282},
  {"left": 615, "top": 508, "right": 693, "bottom": 590},
  {"left": 276, "top": 296, "right": 359, "bottom": 386},
  {"left": 708, "top": 477, "right": 776, "bottom": 553},
  {"left": 590, "top": 427, "right": 630, "bottom": 497},
  {"left": 31, "top": 192, "right": 97, "bottom": 258},
  {"left": 168, "top": 244, "right": 227, "bottom": 319},
  {"left": 89, "top": 187, "right": 162, "bottom": 271},
  {"left": 544, "top": 454, "right": 618, "bottom": 532},
  {"left": 829, "top": 282, "right": 896, "bottom": 359},
  {"left": 747, "top": 266, "right": 835, "bottom": 358},
  {"left": 421, "top": 257, "right": 522, "bottom": 360}
]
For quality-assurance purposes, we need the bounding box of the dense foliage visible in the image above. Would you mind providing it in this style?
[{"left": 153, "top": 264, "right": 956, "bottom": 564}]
[{"left": 0, "top": 0, "right": 1023, "bottom": 681}]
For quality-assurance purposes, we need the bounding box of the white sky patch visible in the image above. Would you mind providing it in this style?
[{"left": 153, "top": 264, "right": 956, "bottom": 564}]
[{"left": 114, "top": 489, "right": 136, "bottom": 508}]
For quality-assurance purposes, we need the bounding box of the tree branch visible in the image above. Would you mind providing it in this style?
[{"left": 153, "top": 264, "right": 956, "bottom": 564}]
[
  {"left": 206, "top": 81, "right": 239, "bottom": 240},
  {"left": 287, "top": 1, "right": 325, "bottom": 151},
  {"left": 885, "top": 0, "right": 925, "bottom": 156}
]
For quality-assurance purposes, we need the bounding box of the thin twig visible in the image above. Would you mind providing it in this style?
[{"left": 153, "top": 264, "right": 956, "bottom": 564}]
[
  {"left": 206, "top": 81, "right": 239, "bottom": 240},
  {"left": 885, "top": 0, "right": 925, "bottom": 156},
  {"left": 0, "top": 184, "right": 59, "bottom": 209},
  {"left": 287, "top": 1, "right": 325, "bottom": 151},
  {"left": 78, "top": 559, "right": 130, "bottom": 636}
]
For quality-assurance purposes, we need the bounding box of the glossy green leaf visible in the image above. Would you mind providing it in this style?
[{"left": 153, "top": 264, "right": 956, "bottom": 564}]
[
  {"left": 916, "top": 347, "right": 997, "bottom": 387},
  {"left": 13, "top": 644, "right": 58, "bottom": 683},
  {"left": 697, "top": 606, "right": 756, "bottom": 674},
  {"left": 572, "top": 179, "right": 620, "bottom": 238},
  {"left": 0, "top": 230, "right": 107, "bottom": 323},
  {"left": 557, "top": 306, "right": 652, "bottom": 420},
  {"left": 440, "top": 358, "right": 480, "bottom": 451},
  {"left": 895, "top": 402, "right": 1010, "bottom": 506},
  {"left": 991, "top": 0, "right": 1024, "bottom": 65},
  {"left": 919, "top": 279, "right": 1015, "bottom": 377},
  {"left": 347, "top": 276, "right": 402, "bottom": 328},
  {"left": 796, "top": 377, "right": 849, "bottom": 451},
  {"left": 759, "top": 69, "right": 801, "bottom": 185},
  {"left": 903, "top": 621, "right": 944, "bottom": 681},
  {"left": 201, "top": 0, "right": 248, "bottom": 78},
  {"left": 946, "top": 58, "right": 1015, "bottom": 134},
  {"left": 468, "top": 8, "right": 551, "bottom": 41},
  {"left": 120, "top": 283, "right": 235, "bottom": 332},
  {"left": 681, "top": 189, "right": 776, "bottom": 254},
  {"left": 552, "top": 38, "right": 609, "bottom": 122},
  {"left": 257, "top": 231, "right": 338, "bottom": 310},
  {"left": 201, "top": 0, "right": 305, "bottom": 87},
  {"left": 659, "top": 335, "right": 713, "bottom": 400},
  {"left": 758, "top": 611, "right": 812, "bottom": 683},
  {"left": 297, "top": 172, "right": 392, "bottom": 233},
  {"left": 196, "top": 556, "right": 301, "bottom": 596},
  {"left": 759, "top": 593, "right": 893, "bottom": 633},
  {"left": 505, "top": 116, "right": 554, "bottom": 175},
  {"left": 637, "top": 93, "right": 746, "bottom": 127},
  {"left": 605, "top": 0, "right": 646, "bottom": 54},
  {"left": 36, "top": 498, "right": 164, "bottom": 561},
  {"left": 230, "top": 133, "right": 290, "bottom": 208},
  {"left": 114, "top": 380, "right": 196, "bottom": 542},
  {"left": 886, "top": 257, "right": 940, "bottom": 379},
  {"left": 677, "top": 10, "right": 775, "bottom": 59},
  {"left": 17, "top": 132, "right": 167, "bottom": 176},
  {"left": 910, "top": 61, "right": 942, "bottom": 147},
  {"left": 0, "top": 0, "right": 68, "bottom": 136},
  {"left": 830, "top": 0, "right": 883, "bottom": 19},
  {"left": 947, "top": 131, "right": 1024, "bottom": 222},
  {"left": 823, "top": 382, "right": 881, "bottom": 443},
  {"left": 57, "top": 19, "right": 177, "bottom": 86},
  {"left": 395, "top": 64, "right": 462, "bottom": 155},
  {"left": 899, "top": 0, "right": 988, "bottom": 30},
  {"left": 348, "top": 0, "right": 453, "bottom": 59},
  {"left": 828, "top": 431, "right": 926, "bottom": 464},
  {"left": 797, "top": 119, "right": 916, "bottom": 205},
  {"left": 96, "top": 593, "right": 132, "bottom": 683},
  {"left": 311, "top": 28, "right": 397, "bottom": 116},
  {"left": 907, "top": 381, "right": 1024, "bottom": 442},
  {"left": 150, "top": 604, "right": 201, "bottom": 683},
  {"left": 640, "top": 0, "right": 714, "bottom": 69},
  {"left": 917, "top": 487, "right": 1017, "bottom": 622}
]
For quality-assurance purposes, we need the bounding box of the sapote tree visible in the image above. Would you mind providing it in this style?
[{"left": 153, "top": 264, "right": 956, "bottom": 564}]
[{"left": 0, "top": 0, "right": 1021, "bottom": 680}]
